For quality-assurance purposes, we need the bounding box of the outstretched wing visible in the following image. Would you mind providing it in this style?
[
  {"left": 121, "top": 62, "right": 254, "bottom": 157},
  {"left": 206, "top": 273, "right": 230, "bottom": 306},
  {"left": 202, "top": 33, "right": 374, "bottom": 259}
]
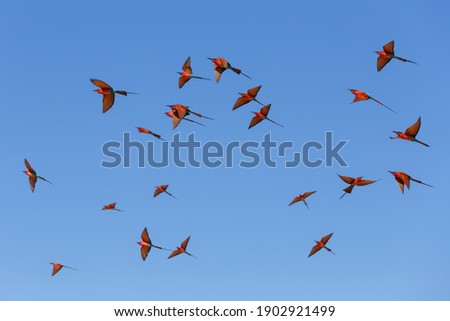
[
  {"left": 102, "top": 92, "right": 115, "bottom": 113},
  {"left": 247, "top": 86, "right": 262, "bottom": 98},
  {"left": 338, "top": 175, "right": 355, "bottom": 184},
  {"left": 90, "top": 78, "right": 112, "bottom": 89},
  {"left": 181, "top": 236, "right": 191, "bottom": 250},
  {"left": 141, "top": 227, "right": 151, "bottom": 243},
  {"left": 356, "top": 179, "right": 377, "bottom": 186},
  {"left": 405, "top": 117, "right": 421, "bottom": 137},
  {"left": 383, "top": 40, "right": 395, "bottom": 55},
  {"left": 24, "top": 159, "right": 35, "bottom": 173},
  {"left": 248, "top": 116, "right": 264, "bottom": 129},
  {"left": 377, "top": 56, "right": 392, "bottom": 71},
  {"left": 308, "top": 245, "right": 322, "bottom": 257},
  {"left": 182, "top": 56, "right": 192, "bottom": 74},
  {"left": 140, "top": 246, "right": 150, "bottom": 261},
  {"left": 320, "top": 233, "right": 333, "bottom": 245}
]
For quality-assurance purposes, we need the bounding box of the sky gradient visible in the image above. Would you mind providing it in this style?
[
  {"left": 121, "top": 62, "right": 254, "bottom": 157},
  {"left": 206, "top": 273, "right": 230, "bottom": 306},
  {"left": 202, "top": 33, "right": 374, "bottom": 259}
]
[{"left": 0, "top": 1, "right": 449, "bottom": 300}]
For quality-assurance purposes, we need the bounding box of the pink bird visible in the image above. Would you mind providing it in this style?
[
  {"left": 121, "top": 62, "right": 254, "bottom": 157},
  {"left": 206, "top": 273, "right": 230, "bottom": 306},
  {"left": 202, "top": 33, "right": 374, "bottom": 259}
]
[
  {"left": 348, "top": 89, "right": 395, "bottom": 113},
  {"left": 101, "top": 202, "right": 124, "bottom": 212},
  {"left": 168, "top": 236, "right": 197, "bottom": 259},
  {"left": 50, "top": 262, "right": 77, "bottom": 276},
  {"left": 23, "top": 159, "right": 53, "bottom": 192},
  {"left": 137, "top": 227, "right": 170, "bottom": 261},
  {"left": 178, "top": 56, "right": 211, "bottom": 88},
  {"left": 154, "top": 184, "right": 176, "bottom": 199}
]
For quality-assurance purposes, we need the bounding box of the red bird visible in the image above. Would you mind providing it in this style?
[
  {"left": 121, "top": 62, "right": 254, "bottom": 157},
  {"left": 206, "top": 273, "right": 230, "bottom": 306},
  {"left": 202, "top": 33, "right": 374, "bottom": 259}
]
[
  {"left": 136, "top": 127, "right": 165, "bottom": 141},
  {"left": 90, "top": 78, "right": 137, "bottom": 113},
  {"left": 50, "top": 262, "right": 77, "bottom": 276},
  {"left": 167, "top": 104, "right": 213, "bottom": 129},
  {"left": 23, "top": 159, "right": 53, "bottom": 193},
  {"left": 178, "top": 56, "right": 210, "bottom": 88},
  {"left": 374, "top": 40, "right": 417, "bottom": 72},
  {"left": 388, "top": 171, "right": 433, "bottom": 194},
  {"left": 248, "top": 104, "right": 284, "bottom": 129},
  {"left": 101, "top": 202, "right": 124, "bottom": 212},
  {"left": 348, "top": 89, "right": 395, "bottom": 113},
  {"left": 309, "top": 233, "right": 335, "bottom": 257},
  {"left": 208, "top": 57, "right": 251, "bottom": 83},
  {"left": 137, "top": 227, "right": 170, "bottom": 261},
  {"left": 338, "top": 175, "right": 377, "bottom": 199},
  {"left": 233, "top": 85, "right": 264, "bottom": 110},
  {"left": 154, "top": 184, "right": 176, "bottom": 199},
  {"left": 168, "top": 236, "right": 197, "bottom": 259},
  {"left": 289, "top": 191, "right": 317, "bottom": 209},
  {"left": 164, "top": 111, "right": 205, "bottom": 128},
  {"left": 390, "top": 117, "right": 429, "bottom": 147}
]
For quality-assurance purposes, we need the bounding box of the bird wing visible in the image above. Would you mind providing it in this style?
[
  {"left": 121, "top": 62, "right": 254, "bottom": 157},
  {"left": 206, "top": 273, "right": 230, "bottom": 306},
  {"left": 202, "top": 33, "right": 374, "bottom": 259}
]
[
  {"left": 182, "top": 56, "right": 192, "bottom": 73},
  {"left": 168, "top": 249, "right": 182, "bottom": 259},
  {"left": 102, "top": 92, "right": 115, "bottom": 113},
  {"left": 308, "top": 245, "right": 322, "bottom": 257},
  {"left": 356, "top": 179, "right": 377, "bottom": 186},
  {"left": 172, "top": 115, "right": 182, "bottom": 129},
  {"left": 405, "top": 117, "right": 421, "bottom": 137},
  {"left": 24, "top": 159, "right": 35, "bottom": 173},
  {"left": 233, "top": 97, "right": 251, "bottom": 110},
  {"left": 260, "top": 104, "right": 271, "bottom": 116},
  {"left": 178, "top": 76, "right": 190, "bottom": 89},
  {"left": 141, "top": 227, "right": 151, "bottom": 243},
  {"left": 181, "top": 236, "right": 191, "bottom": 250},
  {"left": 51, "top": 263, "right": 63, "bottom": 276},
  {"left": 289, "top": 196, "right": 301, "bottom": 206},
  {"left": 154, "top": 188, "right": 163, "bottom": 197},
  {"left": 140, "top": 246, "right": 150, "bottom": 261},
  {"left": 302, "top": 191, "right": 317, "bottom": 199},
  {"left": 383, "top": 41, "right": 395, "bottom": 55},
  {"left": 248, "top": 116, "right": 264, "bottom": 129},
  {"left": 29, "top": 176, "right": 37, "bottom": 192},
  {"left": 321, "top": 233, "right": 333, "bottom": 245},
  {"left": 377, "top": 56, "right": 392, "bottom": 71},
  {"left": 247, "top": 85, "right": 262, "bottom": 98},
  {"left": 397, "top": 172, "right": 410, "bottom": 190},
  {"left": 213, "top": 65, "right": 225, "bottom": 83},
  {"left": 338, "top": 175, "right": 355, "bottom": 184},
  {"left": 394, "top": 177, "right": 405, "bottom": 193},
  {"left": 90, "top": 78, "right": 112, "bottom": 89}
]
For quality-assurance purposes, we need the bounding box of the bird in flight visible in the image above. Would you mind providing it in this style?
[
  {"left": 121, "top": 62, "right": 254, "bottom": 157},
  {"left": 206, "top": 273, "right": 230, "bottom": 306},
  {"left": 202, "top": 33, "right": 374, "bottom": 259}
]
[
  {"left": 23, "top": 159, "right": 53, "bottom": 193},
  {"left": 164, "top": 111, "right": 205, "bottom": 128},
  {"left": 136, "top": 127, "right": 165, "bottom": 141},
  {"left": 233, "top": 85, "right": 264, "bottom": 110},
  {"left": 178, "top": 56, "right": 210, "bottom": 89},
  {"left": 208, "top": 57, "right": 251, "bottom": 83},
  {"left": 168, "top": 236, "right": 197, "bottom": 259},
  {"left": 374, "top": 40, "right": 417, "bottom": 72},
  {"left": 348, "top": 89, "right": 395, "bottom": 113},
  {"left": 390, "top": 117, "right": 429, "bottom": 147},
  {"left": 289, "top": 191, "right": 317, "bottom": 209},
  {"left": 167, "top": 104, "right": 213, "bottom": 129},
  {"left": 137, "top": 227, "right": 170, "bottom": 261},
  {"left": 388, "top": 171, "right": 433, "bottom": 194},
  {"left": 90, "top": 78, "right": 137, "bottom": 113},
  {"left": 50, "top": 262, "right": 78, "bottom": 276},
  {"left": 101, "top": 202, "right": 124, "bottom": 212},
  {"left": 309, "top": 233, "right": 335, "bottom": 257},
  {"left": 338, "top": 174, "right": 377, "bottom": 199},
  {"left": 154, "top": 184, "right": 176, "bottom": 199},
  {"left": 248, "top": 104, "right": 284, "bottom": 129}
]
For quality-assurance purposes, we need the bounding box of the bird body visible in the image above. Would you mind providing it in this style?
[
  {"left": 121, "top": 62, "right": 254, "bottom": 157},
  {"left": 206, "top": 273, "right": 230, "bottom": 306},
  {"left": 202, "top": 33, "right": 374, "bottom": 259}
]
[
  {"left": 154, "top": 184, "right": 176, "bottom": 199},
  {"left": 168, "top": 236, "right": 196, "bottom": 259},
  {"left": 390, "top": 117, "right": 429, "bottom": 147},
  {"left": 23, "top": 159, "right": 52, "bottom": 192},
  {"left": 233, "top": 85, "right": 264, "bottom": 110},
  {"left": 101, "top": 202, "right": 124, "bottom": 212},
  {"left": 90, "top": 78, "right": 137, "bottom": 113},
  {"left": 137, "top": 227, "right": 169, "bottom": 261},
  {"left": 309, "top": 233, "right": 335, "bottom": 257},
  {"left": 248, "top": 104, "right": 283, "bottom": 129},
  {"left": 136, "top": 127, "right": 165, "bottom": 141},
  {"left": 375, "top": 40, "right": 417, "bottom": 71},
  {"left": 289, "top": 191, "right": 317, "bottom": 209},
  {"left": 50, "top": 262, "right": 77, "bottom": 276},
  {"left": 208, "top": 57, "right": 251, "bottom": 83},
  {"left": 348, "top": 89, "right": 395, "bottom": 113},
  {"left": 388, "top": 171, "right": 433, "bottom": 193},
  {"left": 178, "top": 56, "right": 210, "bottom": 88},
  {"left": 338, "top": 175, "right": 377, "bottom": 199}
]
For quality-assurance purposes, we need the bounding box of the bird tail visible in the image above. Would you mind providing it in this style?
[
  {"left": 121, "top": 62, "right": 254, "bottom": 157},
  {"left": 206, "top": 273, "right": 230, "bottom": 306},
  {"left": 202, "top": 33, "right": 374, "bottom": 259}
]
[{"left": 415, "top": 139, "right": 430, "bottom": 147}]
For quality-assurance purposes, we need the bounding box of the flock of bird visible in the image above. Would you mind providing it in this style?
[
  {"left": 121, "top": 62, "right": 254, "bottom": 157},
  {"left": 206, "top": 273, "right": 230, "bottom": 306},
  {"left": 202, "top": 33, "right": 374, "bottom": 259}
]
[{"left": 24, "top": 40, "right": 432, "bottom": 276}]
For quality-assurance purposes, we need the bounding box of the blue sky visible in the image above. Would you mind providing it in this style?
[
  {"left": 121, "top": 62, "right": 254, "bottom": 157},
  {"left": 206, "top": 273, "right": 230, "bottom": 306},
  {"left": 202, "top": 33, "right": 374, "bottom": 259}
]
[{"left": 0, "top": 1, "right": 449, "bottom": 300}]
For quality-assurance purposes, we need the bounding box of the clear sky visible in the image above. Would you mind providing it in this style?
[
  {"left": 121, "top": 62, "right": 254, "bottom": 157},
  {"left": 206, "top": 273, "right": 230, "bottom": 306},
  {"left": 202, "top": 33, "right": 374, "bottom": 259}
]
[{"left": 0, "top": 0, "right": 449, "bottom": 300}]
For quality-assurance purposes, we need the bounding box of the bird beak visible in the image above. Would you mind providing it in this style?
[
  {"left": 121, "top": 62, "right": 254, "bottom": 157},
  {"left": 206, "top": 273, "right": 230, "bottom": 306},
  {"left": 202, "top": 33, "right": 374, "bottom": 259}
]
[{"left": 388, "top": 171, "right": 395, "bottom": 175}]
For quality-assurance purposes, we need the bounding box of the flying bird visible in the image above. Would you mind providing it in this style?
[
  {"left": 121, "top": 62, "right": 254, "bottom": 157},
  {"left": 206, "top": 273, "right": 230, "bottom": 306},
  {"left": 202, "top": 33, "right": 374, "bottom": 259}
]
[
  {"left": 248, "top": 104, "right": 284, "bottom": 129},
  {"left": 309, "top": 233, "right": 335, "bottom": 257},
  {"left": 178, "top": 56, "right": 210, "bottom": 88},
  {"left": 348, "top": 89, "right": 395, "bottom": 113},
  {"left": 338, "top": 174, "right": 377, "bottom": 199},
  {"left": 388, "top": 171, "right": 433, "bottom": 194},
  {"left": 390, "top": 116, "right": 429, "bottom": 147},
  {"left": 23, "top": 159, "right": 53, "bottom": 193},
  {"left": 208, "top": 57, "right": 251, "bottom": 83},
  {"left": 374, "top": 40, "right": 417, "bottom": 72},
  {"left": 168, "top": 236, "right": 197, "bottom": 259},
  {"left": 101, "top": 202, "right": 124, "bottom": 212},
  {"left": 90, "top": 78, "right": 137, "bottom": 113},
  {"left": 289, "top": 191, "right": 317, "bottom": 209},
  {"left": 137, "top": 227, "right": 170, "bottom": 261},
  {"left": 167, "top": 104, "right": 213, "bottom": 129},
  {"left": 154, "top": 184, "right": 176, "bottom": 199},
  {"left": 136, "top": 127, "right": 165, "bottom": 141},
  {"left": 233, "top": 85, "right": 264, "bottom": 110},
  {"left": 50, "top": 262, "right": 77, "bottom": 276},
  {"left": 164, "top": 111, "right": 205, "bottom": 128}
]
